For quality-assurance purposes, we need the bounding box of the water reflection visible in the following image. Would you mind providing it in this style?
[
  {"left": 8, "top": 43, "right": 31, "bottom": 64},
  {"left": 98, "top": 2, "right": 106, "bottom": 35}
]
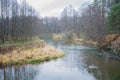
[
  {"left": 0, "top": 65, "right": 39, "bottom": 80},
  {"left": 34, "top": 60, "right": 95, "bottom": 80},
  {"left": 34, "top": 45, "right": 96, "bottom": 80},
  {"left": 0, "top": 42, "right": 120, "bottom": 80}
]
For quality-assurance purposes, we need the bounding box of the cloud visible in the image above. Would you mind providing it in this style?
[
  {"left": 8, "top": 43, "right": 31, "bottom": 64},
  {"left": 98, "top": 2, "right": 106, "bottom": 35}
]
[{"left": 26, "top": 0, "right": 93, "bottom": 17}]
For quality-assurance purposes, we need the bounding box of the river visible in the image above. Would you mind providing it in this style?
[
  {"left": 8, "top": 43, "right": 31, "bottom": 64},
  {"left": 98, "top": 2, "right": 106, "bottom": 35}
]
[{"left": 0, "top": 40, "right": 120, "bottom": 80}]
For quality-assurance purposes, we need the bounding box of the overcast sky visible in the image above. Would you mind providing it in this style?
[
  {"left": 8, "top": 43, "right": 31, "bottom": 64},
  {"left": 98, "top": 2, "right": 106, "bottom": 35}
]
[{"left": 26, "top": 0, "right": 93, "bottom": 17}]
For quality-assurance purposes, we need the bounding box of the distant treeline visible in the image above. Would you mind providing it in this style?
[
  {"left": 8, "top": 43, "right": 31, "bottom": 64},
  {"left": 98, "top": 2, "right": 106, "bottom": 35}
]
[
  {"left": 40, "top": 0, "right": 120, "bottom": 40},
  {"left": 0, "top": 0, "right": 120, "bottom": 44}
]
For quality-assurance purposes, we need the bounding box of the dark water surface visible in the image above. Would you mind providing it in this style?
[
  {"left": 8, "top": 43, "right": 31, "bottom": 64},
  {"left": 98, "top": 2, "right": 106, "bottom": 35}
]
[{"left": 0, "top": 40, "right": 120, "bottom": 80}]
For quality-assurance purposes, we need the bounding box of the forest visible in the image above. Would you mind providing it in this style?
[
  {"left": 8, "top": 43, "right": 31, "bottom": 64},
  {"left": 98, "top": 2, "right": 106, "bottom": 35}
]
[
  {"left": 0, "top": 0, "right": 120, "bottom": 43},
  {"left": 41, "top": 0, "right": 120, "bottom": 37},
  {"left": 0, "top": 0, "right": 39, "bottom": 44}
]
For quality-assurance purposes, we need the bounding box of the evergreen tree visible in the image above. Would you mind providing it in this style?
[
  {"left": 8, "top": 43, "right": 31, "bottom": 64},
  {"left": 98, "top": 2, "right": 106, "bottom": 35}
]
[{"left": 108, "top": 2, "right": 120, "bottom": 34}]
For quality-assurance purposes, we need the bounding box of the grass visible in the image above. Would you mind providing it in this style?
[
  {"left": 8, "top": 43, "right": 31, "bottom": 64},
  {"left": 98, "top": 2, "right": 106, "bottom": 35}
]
[
  {"left": 52, "top": 34, "right": 64, "bottom": 40},
  {"left": 0, "top": 40, "right": 65, "bottom": 67},
  {"left": 27, "top": 53, "right": 64, "bottom": 64},
  {"left": 0, "top": 37, "right": 41, "bottom": 47}
]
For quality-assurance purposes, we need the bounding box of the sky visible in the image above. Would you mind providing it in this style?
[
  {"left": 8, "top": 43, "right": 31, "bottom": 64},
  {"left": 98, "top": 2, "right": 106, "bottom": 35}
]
[{"left": 26, "top": 0, "right": 93, "bottom": 17}]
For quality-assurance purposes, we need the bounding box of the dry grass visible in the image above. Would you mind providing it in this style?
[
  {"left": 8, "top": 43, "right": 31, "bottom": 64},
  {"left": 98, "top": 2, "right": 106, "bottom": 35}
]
[
  {"left": 52, "top": 33, "right": 98, "bottom": 47},
  {"left": 75, "top": 38, "right": 98, "bottom": 47},
  {"left": 52, "top": 34, "right": 64, "bottom": 40},
  {"left": 0, "top": 42, "right": 64, "bottom": 67}
]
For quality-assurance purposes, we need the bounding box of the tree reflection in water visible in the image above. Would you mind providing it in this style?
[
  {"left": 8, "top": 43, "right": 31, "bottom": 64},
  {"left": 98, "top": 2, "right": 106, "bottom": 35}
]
[{"left": 0, "top": 65, "right": 39, "bottom": 80}]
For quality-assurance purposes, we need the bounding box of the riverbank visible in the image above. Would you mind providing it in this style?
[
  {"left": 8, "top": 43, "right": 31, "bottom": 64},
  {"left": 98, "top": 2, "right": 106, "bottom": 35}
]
[
  {"left": 51, "top": 33, "right": 120, "bottom": 60},
  {"left": 99, "top": 34, "right": 120, "bottom": 52},
  {"left": 51, "top": 34, "right": 98, "bottom": 47},
  {"left": 0, "top": 40, "right": 64, "bottom": 67}
]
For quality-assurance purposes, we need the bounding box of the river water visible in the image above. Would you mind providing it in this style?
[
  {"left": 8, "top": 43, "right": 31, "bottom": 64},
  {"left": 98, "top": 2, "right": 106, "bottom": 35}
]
[{"left": 0, "top": 40, "right": 120, "bottom": 80}]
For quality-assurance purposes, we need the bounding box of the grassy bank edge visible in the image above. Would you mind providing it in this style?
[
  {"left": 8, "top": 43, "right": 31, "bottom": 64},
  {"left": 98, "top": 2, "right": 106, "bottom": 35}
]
[
  {"left": 0, "top": 39, "right": 65, "bottom": 68},
  {"left": 1, "top": 53, "right": 65, "bottom": 67},
  {"left": 27, "top": 53, "right": 65, "bottom": 64}
]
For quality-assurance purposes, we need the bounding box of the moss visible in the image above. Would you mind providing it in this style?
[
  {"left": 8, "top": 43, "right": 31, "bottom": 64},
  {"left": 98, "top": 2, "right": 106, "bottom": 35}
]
[
  {"left": 27, "top": 58, "right": 44, "bottom": 64},
  {"left": 26, "top": 54, "right": 64, "bottom": 64}
]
